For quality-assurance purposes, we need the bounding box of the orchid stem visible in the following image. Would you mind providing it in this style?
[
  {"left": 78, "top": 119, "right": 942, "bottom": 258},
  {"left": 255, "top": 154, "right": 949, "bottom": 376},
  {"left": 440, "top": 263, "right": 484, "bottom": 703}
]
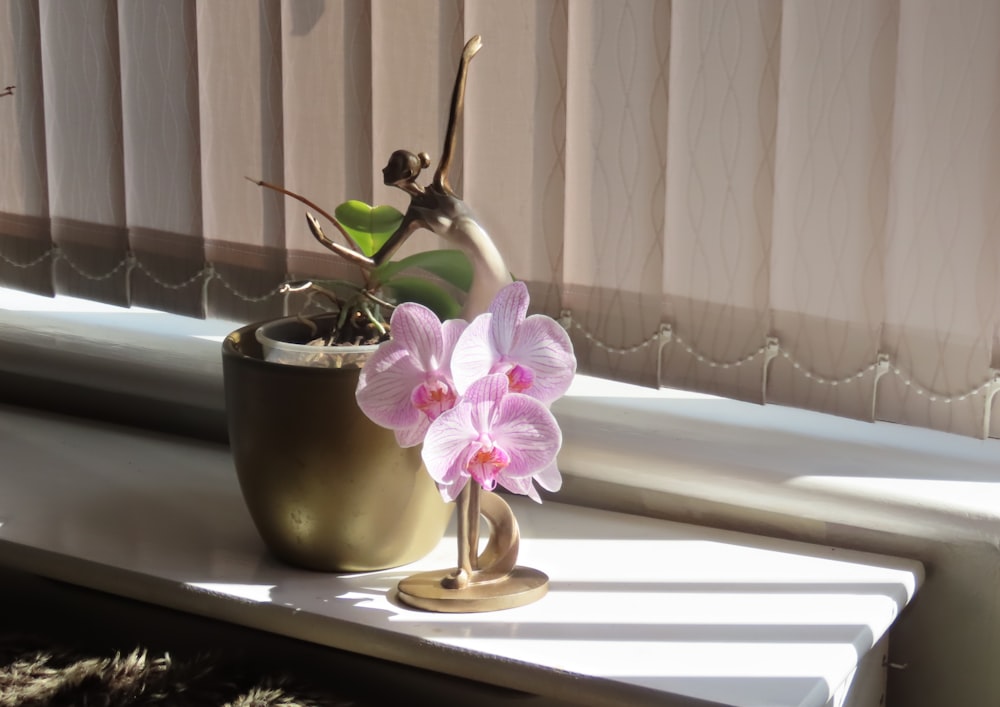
[{"left": 468, "top": 484, "right": 481, "bottom": 572}]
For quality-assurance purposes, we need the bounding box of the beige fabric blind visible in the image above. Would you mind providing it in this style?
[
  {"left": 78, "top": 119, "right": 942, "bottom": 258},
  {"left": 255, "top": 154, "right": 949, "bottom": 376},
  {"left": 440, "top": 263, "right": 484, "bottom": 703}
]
[{"left": 1, "top": 0, "right": 998, "bottom": 438}]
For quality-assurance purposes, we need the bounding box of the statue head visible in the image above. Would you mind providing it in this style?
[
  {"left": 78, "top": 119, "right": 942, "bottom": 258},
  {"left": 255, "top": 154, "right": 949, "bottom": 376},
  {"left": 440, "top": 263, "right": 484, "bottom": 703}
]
[{"left": 382, "top": 150, "right": 431, "bottom": 191}]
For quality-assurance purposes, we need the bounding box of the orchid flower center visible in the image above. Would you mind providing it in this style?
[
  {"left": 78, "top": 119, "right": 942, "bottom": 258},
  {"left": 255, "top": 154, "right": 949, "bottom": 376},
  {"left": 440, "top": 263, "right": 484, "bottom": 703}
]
[
  {"left": 466, "top": 437, "right": 511, "bottom": 491},
  {"left": 493, "top": 362, "right": 534, "bottom": 393},
  {"left": 411, "top": 378, "right": 457, "bottom": 421}
]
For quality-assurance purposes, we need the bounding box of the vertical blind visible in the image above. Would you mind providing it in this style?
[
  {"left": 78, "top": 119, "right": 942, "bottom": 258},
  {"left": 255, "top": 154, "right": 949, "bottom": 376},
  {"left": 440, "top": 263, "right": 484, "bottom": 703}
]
[{"left": 0, "top": 0, "right": 998, "bottom": 439}]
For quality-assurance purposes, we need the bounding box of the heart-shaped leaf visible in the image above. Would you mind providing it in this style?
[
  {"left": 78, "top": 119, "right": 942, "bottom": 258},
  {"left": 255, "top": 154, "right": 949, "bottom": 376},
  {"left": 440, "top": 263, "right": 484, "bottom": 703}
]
[{"left": 334, "top": 200, "right": 404, "bottom": 258}]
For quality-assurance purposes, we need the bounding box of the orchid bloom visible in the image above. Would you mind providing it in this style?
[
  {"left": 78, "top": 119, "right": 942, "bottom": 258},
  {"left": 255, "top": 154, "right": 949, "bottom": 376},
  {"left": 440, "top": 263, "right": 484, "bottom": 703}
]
[
  {"left": 451, "top": 281, "right": 575, "bottom": 405},
  {"left": 356, "top": 302, "right": 467, "bottom": 448},
  {"left": 421, "top": 374, "right": 562, "bottom": 503}
]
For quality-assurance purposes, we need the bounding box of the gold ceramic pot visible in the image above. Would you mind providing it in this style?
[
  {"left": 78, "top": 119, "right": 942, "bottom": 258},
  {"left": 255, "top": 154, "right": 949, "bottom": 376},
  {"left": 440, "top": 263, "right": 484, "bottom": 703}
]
[{"left": 222, "top": 316, "right": 453, "bottom": 572}]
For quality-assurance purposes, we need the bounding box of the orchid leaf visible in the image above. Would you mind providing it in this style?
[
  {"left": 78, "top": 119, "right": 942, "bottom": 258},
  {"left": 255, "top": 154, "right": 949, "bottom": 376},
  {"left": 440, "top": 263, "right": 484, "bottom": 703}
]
[
  {"left": 384, "top": 277, "right": 463, "bottom": 321},
  {"left": 333, "top": 200, "right": 404, "bottom": 258},
  {"left": 376, "top": 249, "right": 472, "bottom": 292}
]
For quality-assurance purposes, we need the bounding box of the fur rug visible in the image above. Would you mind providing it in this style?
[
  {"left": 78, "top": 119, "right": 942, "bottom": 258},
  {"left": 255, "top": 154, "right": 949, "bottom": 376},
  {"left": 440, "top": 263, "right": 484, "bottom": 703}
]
[{"left": 0, "top": 635, "right": 361, "bottom": 706}]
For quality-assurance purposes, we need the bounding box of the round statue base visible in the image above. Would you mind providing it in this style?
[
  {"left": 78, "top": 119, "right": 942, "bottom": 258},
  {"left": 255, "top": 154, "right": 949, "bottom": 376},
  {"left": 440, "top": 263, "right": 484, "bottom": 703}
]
[{"left": 397, "top": 567, "right": 548, "bottom": 613}]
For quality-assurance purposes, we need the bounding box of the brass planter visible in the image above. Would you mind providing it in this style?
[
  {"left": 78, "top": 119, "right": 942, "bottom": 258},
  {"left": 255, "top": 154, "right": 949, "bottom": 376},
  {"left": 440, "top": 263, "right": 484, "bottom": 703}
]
[{"left": 222, "top": 316, "right": 453, "bottom": 572}]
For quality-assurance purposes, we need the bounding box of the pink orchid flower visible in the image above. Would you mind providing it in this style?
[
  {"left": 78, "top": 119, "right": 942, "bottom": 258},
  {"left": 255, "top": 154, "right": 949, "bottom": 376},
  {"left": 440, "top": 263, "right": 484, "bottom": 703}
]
[
  {"left": 422, "top": 374, "right": 562, "bottom": 503},
  {"left": 451, "top": 281, "right": 575, "bottom": 405},
  {"left": 356, "top": 302, "right": 467, "bottom": 448}
]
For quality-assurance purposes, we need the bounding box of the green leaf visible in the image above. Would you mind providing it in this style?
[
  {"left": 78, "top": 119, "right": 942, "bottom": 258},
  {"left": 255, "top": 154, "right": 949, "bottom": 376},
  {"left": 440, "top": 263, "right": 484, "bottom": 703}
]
[
  {"left": 376, "top": 249, "right": 473, "bottom": 292},
  {"left": 384, "top": 277, "right": 463, "bottom": 321},
  {"left": 333, "top": 200, "right": 404, "bottom": 258}
]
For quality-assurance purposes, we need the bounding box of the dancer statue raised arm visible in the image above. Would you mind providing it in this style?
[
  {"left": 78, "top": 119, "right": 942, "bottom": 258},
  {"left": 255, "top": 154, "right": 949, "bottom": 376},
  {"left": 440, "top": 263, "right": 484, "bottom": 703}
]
[{"left": 433, "top": 34, "right": 481, "bottom": 196}]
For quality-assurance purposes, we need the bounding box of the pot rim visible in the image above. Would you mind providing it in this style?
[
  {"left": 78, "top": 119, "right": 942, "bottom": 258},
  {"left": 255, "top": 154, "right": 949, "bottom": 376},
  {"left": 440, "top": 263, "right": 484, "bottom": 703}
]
[
  {"left": 225, "top": 313, "right": 381, "bottom": 369},
  {"left": 255, "top": 314, "right": 380, "bottom": 356}
]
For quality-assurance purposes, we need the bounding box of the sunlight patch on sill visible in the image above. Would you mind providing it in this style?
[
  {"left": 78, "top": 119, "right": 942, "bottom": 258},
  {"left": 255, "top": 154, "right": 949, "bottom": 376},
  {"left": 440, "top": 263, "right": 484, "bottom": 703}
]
[
  {"left": 564, "top": 373, "right": 719, "bottom": 400},
  {"left": 0, "top": 287, "right": 240, "bottom": 346},
  {"left": 186, "top": 582, "right": 276, "bottom": 603},
  {"left": 0, "top": 288, "right": 157, "bottom": 314},
  {"left": 796, "top": 474, "right": 1000, "bottom": 510}
]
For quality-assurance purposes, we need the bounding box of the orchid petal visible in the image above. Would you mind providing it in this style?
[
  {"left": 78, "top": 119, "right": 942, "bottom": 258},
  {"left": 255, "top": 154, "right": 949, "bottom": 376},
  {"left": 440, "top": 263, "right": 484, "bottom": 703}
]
[
  {"left": 450, "top": 313, "right": 495, "bottom": 394},
  {"left": 437, "top": 476, "right": 468, "bottom": 503},
  {"left": 443, "top": 442, "right": 478, "bottom": 488},
  {"left": 488, "top": 281, "right": 529, "bottom": 355},
  {"left": 463, "top": 373, "right": 508, "bottom": 436},
  {"left": 491, "top": 392, "right": 561, "bottom": 478},
  {"left": 356, "top": 345, "right": 425, "bottom": 430},
  {"left": 389, "top": 302, "right": 443, "bottom": 371},
  {"left": 393, "top": 417, "right": 430, "bottom": 448},
  {"left": 506, "top": 315, "right": 576, "bottom": 404},
  {"left": 497, "top": 474, "right": 542, "bottom": 503},
  {"left": 440, "top": 318, "right": 468, "bottom": 370},
  {"left": 534, "top": 459, "right": 563, "bottom": 492},
  {"left": 421, "top": 402, "right": 476, "bottom": 486}
]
